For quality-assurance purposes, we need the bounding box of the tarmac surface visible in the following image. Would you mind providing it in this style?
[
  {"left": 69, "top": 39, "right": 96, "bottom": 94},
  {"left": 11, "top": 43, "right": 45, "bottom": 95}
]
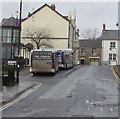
[
  {"left": 0, "top": 66, "right": 79, "bottom": 106},
  {"left": 2, "top": 65, "right": 119, "bottom": 118}
]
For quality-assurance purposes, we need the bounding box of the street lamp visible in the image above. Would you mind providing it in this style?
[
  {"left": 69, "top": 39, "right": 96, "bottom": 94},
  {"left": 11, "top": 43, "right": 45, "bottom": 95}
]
[
  {"left": 16, "top": 0, "right": 22, "bottom": 83},
  {"left": 116, "top": 23, "right": 119, "bottom": 65}
]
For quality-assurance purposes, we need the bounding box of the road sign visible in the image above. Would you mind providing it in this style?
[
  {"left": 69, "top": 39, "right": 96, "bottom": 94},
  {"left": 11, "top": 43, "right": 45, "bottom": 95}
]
[{"left": 8, "top": 61, "right": 17, "bottom": 65}]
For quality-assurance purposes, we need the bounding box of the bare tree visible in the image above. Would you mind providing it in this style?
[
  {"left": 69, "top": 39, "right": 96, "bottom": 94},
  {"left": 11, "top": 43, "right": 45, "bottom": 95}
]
[
  {"left": 82, "top": 28, "right": 99, "bottom": 40},
  {"left": 23, "top": 28, "right": 53, "bottom": 49}
]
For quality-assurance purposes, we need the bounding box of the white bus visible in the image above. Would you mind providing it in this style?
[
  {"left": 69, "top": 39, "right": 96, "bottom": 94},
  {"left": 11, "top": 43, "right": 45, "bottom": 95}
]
[
  {"left": 30, "top": 49, "right": 59, "bottom": 75},
  {"left": 57, "top": 49, "right": 74, "bottom": 69}
]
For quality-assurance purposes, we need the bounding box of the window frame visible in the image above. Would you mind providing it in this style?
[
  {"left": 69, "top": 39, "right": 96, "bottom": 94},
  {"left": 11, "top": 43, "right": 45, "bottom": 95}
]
[
  {"left": 110, "top": 42, "right": 116, "bottom": 48},
  {"left": 92, "top": 48, "right": 96, "bottom": 56},
  {"left": 81, "top": 48, "right": 86, "bottom": 56},
  {"left": 113, "top": 54, "right": 116, "bottom": 60},
  {"left": 109, "top": 53, "right": 116, "bottom": 61}
]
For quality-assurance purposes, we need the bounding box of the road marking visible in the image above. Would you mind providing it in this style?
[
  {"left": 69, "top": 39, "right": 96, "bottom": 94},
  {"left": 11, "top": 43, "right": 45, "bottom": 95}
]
[
  {"left": 0, "top": 82, "right": 41, "bottom": 111},
  {"left": 111, "top": 67, "right": 120, "bottom": 84}
]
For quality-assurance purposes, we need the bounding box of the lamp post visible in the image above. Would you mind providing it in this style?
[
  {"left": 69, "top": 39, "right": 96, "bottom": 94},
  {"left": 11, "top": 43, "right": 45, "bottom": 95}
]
[
  {"left": 116, "top": 23, "right": 119, "bottom": 65},
  {"left": 16, "top": 0, "right": 22, "bottom": 83}
]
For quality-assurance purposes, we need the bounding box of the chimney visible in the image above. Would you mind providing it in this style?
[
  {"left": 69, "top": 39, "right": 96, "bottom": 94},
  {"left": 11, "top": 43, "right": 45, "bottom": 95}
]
[
  {"left": 28, "top": 12, "right": 31, "bottom": 17},
  {"left": 51, "top": 4, "right": 56, "bottom": 11},
  {"left": 103, "top": 24, "right": 106, "bottom": 31}
]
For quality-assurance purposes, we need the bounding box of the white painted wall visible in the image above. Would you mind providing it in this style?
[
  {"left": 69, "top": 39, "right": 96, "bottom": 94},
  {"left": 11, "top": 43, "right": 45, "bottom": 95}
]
[
  {"left": 102, "top": 40, "right": 118, "bottom": 65},
  {"left": 118, "top": 40, "right": 120, "bottom": 65}
]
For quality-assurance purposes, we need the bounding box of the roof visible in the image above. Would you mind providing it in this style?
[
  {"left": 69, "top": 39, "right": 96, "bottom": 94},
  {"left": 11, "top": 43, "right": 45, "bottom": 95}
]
[
  {"left": 32, "top": 48, "right": 58, "bottom": 53},
  {"left": 57, "top": 49, "right": 73, "bottom": 52},
  {"left": 101, "top": 30, "right": 120, "bottom": 40},
  {"left": 22, "top": 3, "right": 69, "bottom": 22},
  {"left": 13, "top": 43, "right": 30, "bottom": 49},
  {"left": 0, "top": 17, "right": 19, "bottom": 27},
  {"left": 31, "top": 48, "right": 73, "bottom": 53},
  {"left": 79, "top": 39, "right": 102, "bottom": 48}
]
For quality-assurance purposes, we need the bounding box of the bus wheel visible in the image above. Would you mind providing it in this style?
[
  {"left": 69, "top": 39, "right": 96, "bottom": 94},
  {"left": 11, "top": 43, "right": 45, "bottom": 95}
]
[
  {"left": 66, "top": 64, "right": 67, "bottom": 69},
  {"left": 52, "top": 72, "right": 55, "bottom": 75},
  {"left": 32, "top": 72, "right": 36, "bottom": 75}
]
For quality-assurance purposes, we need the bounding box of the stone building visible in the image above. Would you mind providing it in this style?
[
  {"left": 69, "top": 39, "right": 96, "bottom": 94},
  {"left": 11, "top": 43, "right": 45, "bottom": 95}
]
[{"left": 79, "top": 39, "right": 102, "bottom": 65}]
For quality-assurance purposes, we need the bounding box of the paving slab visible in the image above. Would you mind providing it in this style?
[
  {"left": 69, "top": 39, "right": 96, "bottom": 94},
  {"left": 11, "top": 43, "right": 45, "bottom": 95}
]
[
  {"left": 0, "top": 80, "right": 36, "bottom": 104},
  {"left": 114, "top": 65, "right": 120, "bottom": 79}
]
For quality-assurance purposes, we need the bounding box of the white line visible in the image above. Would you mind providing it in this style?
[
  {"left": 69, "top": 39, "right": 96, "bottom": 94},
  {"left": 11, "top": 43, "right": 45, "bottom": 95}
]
[{"left": 0, "top": 83, "right": 41, "bottom": 111}]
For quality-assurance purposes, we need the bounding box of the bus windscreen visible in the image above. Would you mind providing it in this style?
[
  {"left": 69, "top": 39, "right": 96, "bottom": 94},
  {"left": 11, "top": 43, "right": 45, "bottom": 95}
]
[{"left": 32, "top": 51, "right": 52, "bottom": 60}]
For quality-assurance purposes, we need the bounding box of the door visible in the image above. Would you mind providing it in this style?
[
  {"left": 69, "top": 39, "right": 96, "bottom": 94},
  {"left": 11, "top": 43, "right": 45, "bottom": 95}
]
[{"left": 81, "top": 59, "right": 85, "bottom": 64}]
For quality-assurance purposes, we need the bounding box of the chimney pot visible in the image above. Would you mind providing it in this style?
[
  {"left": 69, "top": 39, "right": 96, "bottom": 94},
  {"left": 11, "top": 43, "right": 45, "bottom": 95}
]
[
  {"left": 103, "top": 24, "right": 106, "bottom": 31},
  {"left": 28, "top": 12, "right": 31, "bottom": 17},
  {"left": 51, "top": 4, "right": 55, "bottom": 11}
]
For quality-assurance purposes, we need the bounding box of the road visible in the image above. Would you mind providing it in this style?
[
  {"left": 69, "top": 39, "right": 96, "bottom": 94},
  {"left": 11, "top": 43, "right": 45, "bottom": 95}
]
[{"left": 2, "top": 65, "right": 119, "bottom": 118}]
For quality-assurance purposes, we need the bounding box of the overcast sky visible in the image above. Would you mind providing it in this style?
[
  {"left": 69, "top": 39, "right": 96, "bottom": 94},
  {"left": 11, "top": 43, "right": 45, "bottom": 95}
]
[{"left": 0, "top": 1, "right": 118, "bottom": 38}]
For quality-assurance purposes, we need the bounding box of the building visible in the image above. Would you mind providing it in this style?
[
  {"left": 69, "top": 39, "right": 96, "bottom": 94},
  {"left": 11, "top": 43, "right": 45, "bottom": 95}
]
[
  {"left": 101, "top": 24, "right": 120, "bottom": 65},
  {"left": 21, "top": 3, "right": 79, "bottom": 64},
  {"left": 79, "top": 39, "right": 102, "bottom": 65},
  {"left": 0, "top": 17, "right": 30, "bottom": 66}
]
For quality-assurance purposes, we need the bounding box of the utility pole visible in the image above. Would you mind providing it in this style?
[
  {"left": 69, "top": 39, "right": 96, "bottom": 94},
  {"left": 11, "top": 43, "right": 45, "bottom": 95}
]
[
  {"left": 116, "top": 23, "right": 119, "bottom": 65},
  {"left": 16, "top": 0, "right": 22, "bottom": 83}
]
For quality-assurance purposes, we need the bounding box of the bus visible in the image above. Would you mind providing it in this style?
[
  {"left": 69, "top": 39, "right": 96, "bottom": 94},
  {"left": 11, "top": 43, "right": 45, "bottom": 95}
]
[
  {"left": 30, "top": 48, "right": 59, "bottom": 75},
  {"left": 57, "top": 49, "right": 74, "bottom": 69}
]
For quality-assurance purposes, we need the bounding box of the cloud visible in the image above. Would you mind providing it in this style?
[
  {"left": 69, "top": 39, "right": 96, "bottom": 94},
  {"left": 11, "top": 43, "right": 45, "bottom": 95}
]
[{"left": 0, "top": 2, "right": 118, "bottom": 37}]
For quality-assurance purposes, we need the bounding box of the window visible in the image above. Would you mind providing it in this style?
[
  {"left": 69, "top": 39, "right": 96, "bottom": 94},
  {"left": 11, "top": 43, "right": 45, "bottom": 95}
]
[
  {"left": 2, "top": 29, "right": 12, "bottom": 43},
  {"left": 109, "top": 54, "right": 112, "bottom": 60},
  {"left": 2, "top": 46, "right": 11, "bottom": 59},
  {"left": 13, "top": 29, "right": 19, "bottom": 43},
  {"left": 3, "top": 29, "right": 7, "bottom": 37},
  {"left": 110, "top": 42, "right": 116, "bottom": 48},
  {"left": 109, "top": 53, "right": 116, "bottom": 60},
  {"left": 2, "top": 37, "right": 7, "bottom": 43},
  {"left": 6, "top": 37, "right": 11, "bottom": 43},
  {"left": 81, "top": 49, "right": 86, "bottom": 56},
  {"left": 92, "top": 48, "right": 96, "bottom": 56},
  {"left": 113, "top": 54, "right": 116, "bottom": 60},
  {"left": 90, "top": 58, "right": 98, "bottom": 62}
]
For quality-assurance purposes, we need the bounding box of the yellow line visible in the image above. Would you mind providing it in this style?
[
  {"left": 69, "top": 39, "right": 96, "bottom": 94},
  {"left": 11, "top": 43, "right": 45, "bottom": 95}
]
[
  {"left": 111, "top": 67, "right": 120, "bottom": 84},
  {"left": 0, "top": 82, "right": 41, "bottom": 111}
]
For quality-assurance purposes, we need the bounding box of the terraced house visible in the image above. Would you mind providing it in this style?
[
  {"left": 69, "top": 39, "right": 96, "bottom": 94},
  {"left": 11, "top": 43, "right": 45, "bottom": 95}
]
[
  {"left": 79, "top": 39, "right": 102, "bottom": 65},
  {"left": 21, "top": 3, "right": 79, "bottom": 64},
  {"left": 101, "top": 24, "right": 120, "bottom": 65}
]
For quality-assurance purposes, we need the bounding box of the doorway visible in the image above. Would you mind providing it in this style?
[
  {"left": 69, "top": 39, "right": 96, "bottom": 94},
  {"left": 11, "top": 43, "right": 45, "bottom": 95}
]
[{"left": 81, "top": 59, "right": 85, "bottom": 64}]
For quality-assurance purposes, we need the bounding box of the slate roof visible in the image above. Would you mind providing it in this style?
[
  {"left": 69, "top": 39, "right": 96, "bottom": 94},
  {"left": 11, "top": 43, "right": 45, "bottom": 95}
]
[
  {"left": 0, "top": 17, "right": 19, "bottom": 27},
  {"left": 101, "top": 30, "right": 120, "bottom": 40},
  {"left": 79, "top": 39, "right": 102, "bottom": 48}
]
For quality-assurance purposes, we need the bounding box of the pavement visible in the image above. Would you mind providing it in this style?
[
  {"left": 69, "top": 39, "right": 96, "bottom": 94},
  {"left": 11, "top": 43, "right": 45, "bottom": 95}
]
[
  {"left": 0, "top": 66, "right": 36, "bottom": 105},
  {"left": 114, "top": 65, "right": 120, "bottom": 77},
  {"left": 112, "top": 65, "right": 120, "bottom": 82}
]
